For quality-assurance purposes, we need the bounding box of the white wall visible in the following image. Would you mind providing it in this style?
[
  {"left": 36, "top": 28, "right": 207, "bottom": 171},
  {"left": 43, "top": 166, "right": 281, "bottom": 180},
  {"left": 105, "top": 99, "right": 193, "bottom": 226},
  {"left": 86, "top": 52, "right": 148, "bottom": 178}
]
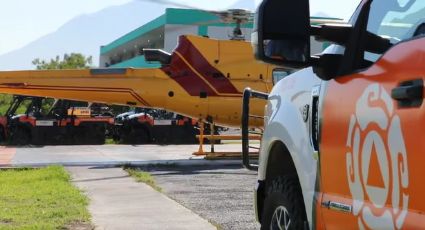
[
  {"left": 164, "top": 25, "right": 254, "bottom": 52},
  {"left": 99, "top": 55, "right": 108, "bottom": 67},
  {"left": 164, "top": 25, "right": 198, "bottom": 52},
  {"left": 207, "top": 26, "right": 253, "bottom": 41}
]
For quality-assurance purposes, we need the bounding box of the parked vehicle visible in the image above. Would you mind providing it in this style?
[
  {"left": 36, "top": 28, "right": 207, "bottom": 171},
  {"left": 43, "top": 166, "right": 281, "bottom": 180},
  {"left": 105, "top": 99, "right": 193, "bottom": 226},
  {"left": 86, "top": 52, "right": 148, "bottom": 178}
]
[
  {"left": 114, "top": 108, "right": 203, "bottom": 144},
  {"left": 2, "top": 96, "right": 114, "bottom": 145}
]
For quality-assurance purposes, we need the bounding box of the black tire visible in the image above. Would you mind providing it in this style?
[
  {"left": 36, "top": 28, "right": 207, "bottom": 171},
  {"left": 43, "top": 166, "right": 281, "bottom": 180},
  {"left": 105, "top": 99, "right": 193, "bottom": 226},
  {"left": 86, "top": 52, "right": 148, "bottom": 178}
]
[
  {"left": 72, "top": 126, "right": 86, "bottom": 145},
  {"left": 119, "top": 125, "right": 132, "bottom": 144},
  {"left": 132, "top": 127, "right": 150, "bottom": 144},
  {"left": 10, "top": 126, "right": 31, "bottom": 146},
  {"left": 121, "top": 126, "right": 149, "bottom": 144},
  {"left": 86, "top": 125, "right": 106, "bottom": 145},
  {"left": 55, "top": 134, "right": 67, "bottom": 145},
  {"left": 92, "top": 132, "right": 106, "bottom": 145},
  {"left": 0, "top": 126, "right": 5, "bottom": 144},
  {"left": 261, "top": 175, "right": 307, "bottom": 230}
]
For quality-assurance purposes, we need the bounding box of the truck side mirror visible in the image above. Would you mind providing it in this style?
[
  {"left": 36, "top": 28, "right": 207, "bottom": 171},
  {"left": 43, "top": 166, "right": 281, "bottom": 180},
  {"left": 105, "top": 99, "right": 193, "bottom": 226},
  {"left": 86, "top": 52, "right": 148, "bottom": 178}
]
[{"left": 253, "top": 0, "right": 311, "bottom": 69}]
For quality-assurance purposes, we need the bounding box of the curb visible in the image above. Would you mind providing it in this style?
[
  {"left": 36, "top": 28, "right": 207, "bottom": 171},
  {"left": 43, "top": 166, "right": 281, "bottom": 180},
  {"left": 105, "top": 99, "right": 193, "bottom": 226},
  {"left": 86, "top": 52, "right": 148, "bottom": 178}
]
[{"left": 0, "top": 158, "right": 256, "bottom": 169}]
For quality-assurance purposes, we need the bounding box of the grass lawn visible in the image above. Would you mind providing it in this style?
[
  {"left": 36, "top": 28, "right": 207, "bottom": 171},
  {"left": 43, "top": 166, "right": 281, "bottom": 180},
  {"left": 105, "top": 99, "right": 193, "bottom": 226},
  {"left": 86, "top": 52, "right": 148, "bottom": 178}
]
[{"left": 0, "top": 166, "right": 91, "bottom": 229}]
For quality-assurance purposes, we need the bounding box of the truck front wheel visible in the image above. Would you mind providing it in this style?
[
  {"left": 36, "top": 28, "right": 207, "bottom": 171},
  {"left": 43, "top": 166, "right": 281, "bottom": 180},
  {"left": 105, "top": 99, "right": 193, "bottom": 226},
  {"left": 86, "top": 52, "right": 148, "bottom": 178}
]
[{"left": 261, "top": 175, "right": 307, "bottom": 230}]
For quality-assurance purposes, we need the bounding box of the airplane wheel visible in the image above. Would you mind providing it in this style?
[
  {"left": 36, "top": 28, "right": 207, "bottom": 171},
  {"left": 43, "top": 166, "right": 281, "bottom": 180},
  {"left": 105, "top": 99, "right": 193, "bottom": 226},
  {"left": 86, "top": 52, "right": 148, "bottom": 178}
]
[{"left": 261, "top": 175, "right": 307, "bottom": 230}]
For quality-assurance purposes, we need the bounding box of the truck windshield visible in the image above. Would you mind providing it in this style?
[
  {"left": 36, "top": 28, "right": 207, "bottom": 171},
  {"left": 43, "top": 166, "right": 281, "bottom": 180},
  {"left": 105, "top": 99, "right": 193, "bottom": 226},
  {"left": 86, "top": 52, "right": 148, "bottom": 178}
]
[{"left": 365, "top": 0, "right": 425, "bottom": 61}]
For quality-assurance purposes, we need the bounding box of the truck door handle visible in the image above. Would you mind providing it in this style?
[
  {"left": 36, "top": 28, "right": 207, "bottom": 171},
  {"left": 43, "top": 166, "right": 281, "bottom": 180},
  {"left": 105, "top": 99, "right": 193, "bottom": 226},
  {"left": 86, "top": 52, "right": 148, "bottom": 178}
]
[
  {"left": 391, "top": 79, "right": 423, "bottom": 108},
  {"left": 392, "top": 84, "right": 422, "bottom": 100}
]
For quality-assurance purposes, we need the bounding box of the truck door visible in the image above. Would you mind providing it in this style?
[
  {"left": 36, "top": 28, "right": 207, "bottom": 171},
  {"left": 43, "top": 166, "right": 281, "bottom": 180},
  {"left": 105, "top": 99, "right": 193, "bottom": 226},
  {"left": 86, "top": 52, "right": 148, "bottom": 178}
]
[{"left": 319, "top": 1, "right": 425, "bottom": 229}]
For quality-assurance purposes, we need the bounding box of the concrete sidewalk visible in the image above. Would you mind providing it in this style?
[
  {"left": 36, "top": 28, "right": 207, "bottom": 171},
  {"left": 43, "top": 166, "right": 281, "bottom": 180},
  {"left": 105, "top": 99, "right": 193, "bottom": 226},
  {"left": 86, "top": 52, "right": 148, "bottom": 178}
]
[{"left": 67, "top": 166, "right": 216, "bottom": 230}]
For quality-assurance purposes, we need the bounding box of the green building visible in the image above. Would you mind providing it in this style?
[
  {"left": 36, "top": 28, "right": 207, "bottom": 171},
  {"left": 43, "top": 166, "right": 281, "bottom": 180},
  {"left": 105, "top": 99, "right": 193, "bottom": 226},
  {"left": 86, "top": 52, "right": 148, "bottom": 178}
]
[{"left": 99, "top": 8, "right": 254, "bottom": 68}]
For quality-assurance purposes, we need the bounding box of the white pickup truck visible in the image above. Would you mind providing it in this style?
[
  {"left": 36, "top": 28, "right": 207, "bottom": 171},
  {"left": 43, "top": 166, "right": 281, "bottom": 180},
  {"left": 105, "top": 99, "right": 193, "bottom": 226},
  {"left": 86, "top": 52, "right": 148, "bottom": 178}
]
[{"left": 245, "top": 0, "right": 425, "bottom": 229}]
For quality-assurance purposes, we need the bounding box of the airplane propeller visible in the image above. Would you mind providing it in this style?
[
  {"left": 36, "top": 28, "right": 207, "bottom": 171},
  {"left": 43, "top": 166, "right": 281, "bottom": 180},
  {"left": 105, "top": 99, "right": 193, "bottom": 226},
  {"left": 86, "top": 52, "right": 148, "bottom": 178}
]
[{"left": 136, "top": 0, "right": 253, "bottom": 40}]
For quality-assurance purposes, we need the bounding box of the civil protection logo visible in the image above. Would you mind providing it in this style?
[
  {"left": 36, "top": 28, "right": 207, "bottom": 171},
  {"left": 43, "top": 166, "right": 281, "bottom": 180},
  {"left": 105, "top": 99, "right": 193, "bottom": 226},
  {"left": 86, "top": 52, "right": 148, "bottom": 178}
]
[{"left": 346, "top": 84, "right": 409, "bottom": 229}]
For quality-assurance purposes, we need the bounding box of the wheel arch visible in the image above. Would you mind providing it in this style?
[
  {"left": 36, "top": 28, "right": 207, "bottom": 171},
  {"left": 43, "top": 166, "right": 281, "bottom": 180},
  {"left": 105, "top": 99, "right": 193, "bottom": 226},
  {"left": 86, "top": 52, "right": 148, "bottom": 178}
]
[
  {"left": 258, "top": 140, "right": 304, "bottom": 223},
  {"left": 265, "top": 140, "right": 298, "bottom": 187},
  {"left": 259, "top": 135, "right": 318, "bottom": 229}
]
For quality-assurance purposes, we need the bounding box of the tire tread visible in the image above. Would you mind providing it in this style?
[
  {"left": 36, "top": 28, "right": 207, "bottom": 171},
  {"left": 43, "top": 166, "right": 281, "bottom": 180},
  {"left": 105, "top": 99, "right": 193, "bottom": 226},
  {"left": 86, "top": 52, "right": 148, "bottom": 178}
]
[{"left": 261, "top": 175, "right": 307, "bottom": 230}]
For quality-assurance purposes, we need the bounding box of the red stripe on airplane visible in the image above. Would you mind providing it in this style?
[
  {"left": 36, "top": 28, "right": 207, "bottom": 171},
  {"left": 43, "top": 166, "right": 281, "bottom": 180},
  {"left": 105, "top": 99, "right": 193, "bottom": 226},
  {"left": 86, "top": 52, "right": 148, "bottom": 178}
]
[
  {"left": 175, "top": 36, "right": 241, "bottom": 95},
  {"left": 161, "top": 52, "right": 218, "bottom": 97}
]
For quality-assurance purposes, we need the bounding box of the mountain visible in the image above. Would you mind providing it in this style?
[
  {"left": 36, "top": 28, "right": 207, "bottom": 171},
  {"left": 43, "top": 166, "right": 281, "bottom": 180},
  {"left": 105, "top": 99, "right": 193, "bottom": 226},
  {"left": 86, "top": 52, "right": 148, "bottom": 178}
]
[{"left": 0, "top": 1, "right": 167, "bottom": 70}]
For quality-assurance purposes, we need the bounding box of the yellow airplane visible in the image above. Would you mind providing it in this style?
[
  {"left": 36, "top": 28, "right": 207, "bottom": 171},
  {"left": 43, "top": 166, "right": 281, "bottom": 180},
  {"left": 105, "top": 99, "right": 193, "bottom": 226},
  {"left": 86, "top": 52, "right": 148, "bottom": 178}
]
[{"left": 0, "top": 14, "right": 342, "bottom": 129}]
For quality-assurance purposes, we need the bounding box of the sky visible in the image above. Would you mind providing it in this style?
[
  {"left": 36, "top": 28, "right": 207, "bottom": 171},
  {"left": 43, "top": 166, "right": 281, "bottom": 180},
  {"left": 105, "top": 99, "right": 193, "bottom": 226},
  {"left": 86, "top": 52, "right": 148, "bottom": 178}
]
[
  {"left": 0, "top": 0, "right": 132, "bottom": 55},
  {"left": 0, "top": 0, "right": 359, "bottom": 56}
]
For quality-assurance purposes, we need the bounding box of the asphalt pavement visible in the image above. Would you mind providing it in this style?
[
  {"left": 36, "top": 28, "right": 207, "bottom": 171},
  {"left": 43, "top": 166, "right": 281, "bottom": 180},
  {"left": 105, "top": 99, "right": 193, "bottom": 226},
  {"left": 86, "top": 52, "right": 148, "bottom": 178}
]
[{"left": 141, "top": 164, "right": 261, "bottom": 230}]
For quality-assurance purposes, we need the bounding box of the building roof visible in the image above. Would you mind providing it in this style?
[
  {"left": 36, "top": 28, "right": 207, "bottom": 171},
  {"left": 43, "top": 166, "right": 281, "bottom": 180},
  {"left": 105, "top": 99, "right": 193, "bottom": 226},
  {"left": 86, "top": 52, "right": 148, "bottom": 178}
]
[
  {"left": 100, "top": 8, "right": 253, "bottom": 55},
  {"left": 108, "top": 55, "right": 160, "bottom": 68}
]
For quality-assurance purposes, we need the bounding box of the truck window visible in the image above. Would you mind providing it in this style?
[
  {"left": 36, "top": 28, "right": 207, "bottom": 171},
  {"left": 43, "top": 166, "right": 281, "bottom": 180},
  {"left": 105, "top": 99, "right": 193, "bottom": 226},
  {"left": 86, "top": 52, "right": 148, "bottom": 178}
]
[
  {"left": 0, "top": 94, "right": 13, "bottom": 116},
  {"left": 15, "top": 99, "right": 32, "bottom": 115},
  {"left": 272, "top": 69, "right": 292, "bottom": 85},
  {"left": 41, "top": 98, "right": 55, "bottom": 115},
  {"left": 365, "top": 0, "right": 425, "bottom": 62}
]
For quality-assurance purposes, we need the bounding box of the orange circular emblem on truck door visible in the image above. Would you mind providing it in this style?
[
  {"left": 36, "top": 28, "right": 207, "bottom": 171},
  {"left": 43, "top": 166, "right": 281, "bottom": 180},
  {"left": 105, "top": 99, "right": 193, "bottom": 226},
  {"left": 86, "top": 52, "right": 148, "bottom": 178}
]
[{"left": 346, "top": 83, "right": 409, "bottom": 229}]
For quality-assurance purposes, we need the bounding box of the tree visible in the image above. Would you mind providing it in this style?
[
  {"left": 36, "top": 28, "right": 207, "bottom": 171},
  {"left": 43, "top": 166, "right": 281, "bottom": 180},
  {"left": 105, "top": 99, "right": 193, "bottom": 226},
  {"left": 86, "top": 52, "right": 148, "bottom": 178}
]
[{"left": 32, "top": 53, "right": 93, "bottom": 70}]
